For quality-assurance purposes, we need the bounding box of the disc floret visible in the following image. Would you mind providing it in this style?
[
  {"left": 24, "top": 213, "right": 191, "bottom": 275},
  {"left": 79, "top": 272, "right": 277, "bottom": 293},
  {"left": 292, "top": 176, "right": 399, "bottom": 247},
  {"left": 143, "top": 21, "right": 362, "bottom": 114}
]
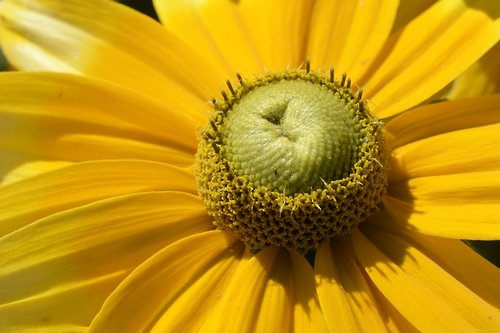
[{"left": 195, "top": 67, "right": 388, "bottom": 253}]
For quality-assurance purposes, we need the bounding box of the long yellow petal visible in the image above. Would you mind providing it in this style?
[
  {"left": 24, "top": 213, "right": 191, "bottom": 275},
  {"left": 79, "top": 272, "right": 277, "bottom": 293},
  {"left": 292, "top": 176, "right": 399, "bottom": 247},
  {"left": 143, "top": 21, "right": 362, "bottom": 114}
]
[
  {"left": 384, "top": 94, "right": 500, "bottom": 150},
  {"left": 1, "top": 160, "right": 73, "bottom": 186},
  {"left": 150, "top": 248, "right": 251, "bottom": 333},
  {"left": 153, "top": 0, "right": 262, "bottom": 75},
  {"left": 315, "top": 238, "right": 388, "bottom": 332},
  {"left": 364, "top": 0, "right": 500, "bottom": 118},
  {"left": 237, "top": 0, "right": 314, "bottom": 71},
  {"left": 0, "top": 160, "right": 197, "bottom": 236},
  {"left": 0, "top": 191, "right": 213, "bottom": 332},
  {"left": 48, "top": 134, "right": 194, "bottom": 164},
  {"left": 0, "top": 72, "right": 201, "bottom": 182},
  {"left": 215, "top": 247, "right": 292, "bottom": 332},
  {"left": 367, "top": 211, "right": 500, "bottom": 308},
  {"left": 367, "top": 283, "right": 420, "bottom": 333},
  {"left": 385, "top": 170, "right": 500, "bottom": 239},
  {"left": 0, "top": 275, "right": 118, "bottom": 333},
  {"left": 289, "top": 251, "right": 329, "bottom": 333},
  {"left": 0, "top": 0, "right": 226, "bottom": 100},
  {"left": 1, "top": 130, "right": 194, "bottom": 183},
  {"left": 89, "top": 230, "right": 243, "bottom": 332},
  {"left": 353, "top": 228, "right": 500, "bottom": 332},
  {"left": 0, "top": 72, "right": 204, "bottom": 148},
  {"left": 1, "top": 131, "right": 194, "bottom": 185},
  {"left": 389, "top": 122, "right": 500, "bottom": 181},
  {"left": 307, "top": 0, "right": 398, "bottom": 82}
]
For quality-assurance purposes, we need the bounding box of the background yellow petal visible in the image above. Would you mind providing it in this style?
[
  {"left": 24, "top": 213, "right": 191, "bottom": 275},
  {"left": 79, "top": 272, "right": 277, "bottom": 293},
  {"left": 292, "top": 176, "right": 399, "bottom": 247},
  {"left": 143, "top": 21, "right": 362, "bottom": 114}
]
[
  {"left": 384, "top": 171, "right": 500, "bottom": 239},
  {"left": 0, "top": 0, "right": 226, "bottom": 100},
  {"left": 447, "top": 42, "right": 500, "bottom": 99},
  {"left": 153, "top": 0, "right": 262, "bottom": 75},
  {"left": 89, "top": 230, "right": 243, "bottom": 332},
  {"left": 353, "top": 228, "right": 500, "bottom": 332},
  {"left": 384, "top": 94, "right": 500, "bottom": 150},
  {"left": 307, "top": 0, "right": 398, "bottom": 82},
  {"left": 367, "top": 212, "right": 500, "bottom": 308},
  {"left": 315, "top": 238, "right": 388, "bottom": 332},
  {"left": 0, "top": 72, "right": 200, "bottom": 182},
  {"left": 363, "top": 0, "right": 500, "bottom": 118},
  {"left": 0, "top": 160, "right": 196, "bottom": 236},
  {"left": 0, "top": 191, "right": 213, "bottom": 332}
]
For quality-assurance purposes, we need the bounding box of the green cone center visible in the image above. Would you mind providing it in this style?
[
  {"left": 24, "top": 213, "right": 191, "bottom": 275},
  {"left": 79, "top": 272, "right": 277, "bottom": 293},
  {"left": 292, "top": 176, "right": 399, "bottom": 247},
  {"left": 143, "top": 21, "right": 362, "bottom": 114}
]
[
  {"left": 195, "top": 70, "right": 388, "bottom": 253},
  {"left": 222, "top": 80, "right": 359, "bottom": 195}
]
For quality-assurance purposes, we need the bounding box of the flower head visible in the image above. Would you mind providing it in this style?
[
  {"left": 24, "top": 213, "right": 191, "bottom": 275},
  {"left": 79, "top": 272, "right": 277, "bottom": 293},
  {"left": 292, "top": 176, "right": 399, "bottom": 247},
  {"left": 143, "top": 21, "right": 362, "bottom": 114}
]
[{"left": 0, "top": 0, "right": 499, "bottom": 332}]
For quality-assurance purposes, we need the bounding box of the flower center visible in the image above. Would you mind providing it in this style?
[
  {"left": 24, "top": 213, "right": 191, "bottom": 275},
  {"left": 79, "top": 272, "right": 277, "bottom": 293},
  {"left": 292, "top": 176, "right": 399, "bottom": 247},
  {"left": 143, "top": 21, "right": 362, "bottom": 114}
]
[
  {"left": 223, "top": 79, "right": 358, "bottom": 195},
  {"left": 195, "top": 68, "right": 388, "bottom": 253}
]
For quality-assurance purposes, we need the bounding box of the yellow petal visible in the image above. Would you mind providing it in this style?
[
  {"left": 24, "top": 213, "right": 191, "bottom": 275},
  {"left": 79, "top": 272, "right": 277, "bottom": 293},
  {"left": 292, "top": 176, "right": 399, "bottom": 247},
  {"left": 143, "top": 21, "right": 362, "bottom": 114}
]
[
  {"left": 50, "top": 134, "right": 194, "bottom": 164},
  {"left": 1, "top": 160, "right": 73, "bottom": 186},
  {"left": 315, "top": 238, "right": 388, "bottom": 332},
  {"left": 237, "top": 0, "right": 314, "bottom": 71},
  {"left": 367, "top": 283, "right": 420, "bottom": 333},
  {"left": 153, "top": 0, "right": 262, "bottom": 75},
  {"left": 0, "top": 191, "right": 212, "bottom": 332},
  {"left": 0, "top": 275, "right": 119, "bottom": 333},
  {"left": 364, "top": 0, "right": 500, "bottom": 118},
  {"left": 0, "top": 0, "right": 226, "bottom": 100},
  {"left": 307, "top": 0, "right": 398, "bottom": 81},
  {"left": 0, "top": 72, "right": 200, "bottom": 182},
  {"left": 150, "top": 249, "right": 252, "bottom": 333},
  {"left": 207, "top": 247, "right": 328, "bottom": 332},
  {"left": 89, "top": 230, "right": 243, "bottom": 332},
  {"left": 0, "top": 72, "right": 204, "bottom": 148},
  {"left": 1, "top": 130, "right": 194, "bottom": 177},
  {"left": 391, "top": 0, "right": 435, "bottom": 32},
  {"left": 215, "top": 247, "right": 291, "bottom": 332},
  {"left": 447, "top": 42, "right": 500, "bottom": 99},
  {"left": 353, "top": 227, "right": 500, "bottom": 332},
  {"left": 384, "top": 94, "right": 500, "bottom": 150},
  {"left": 289, "top": 251, "right": 329, "bottom": 333},
  {"left": 389, "top": 122, "right": 500, "bottom": 181},
  {"left": 385, "top": 170, "right": 500, "bottom": 239},
  {"left": 1, "top": 130, "right": 194, "bottom": 184},
  {"left": 367, "top": 211, "right": 500, "bottom": 308},
  {"left": 0, "top": 160, "right": 197, "bottom": 236}
]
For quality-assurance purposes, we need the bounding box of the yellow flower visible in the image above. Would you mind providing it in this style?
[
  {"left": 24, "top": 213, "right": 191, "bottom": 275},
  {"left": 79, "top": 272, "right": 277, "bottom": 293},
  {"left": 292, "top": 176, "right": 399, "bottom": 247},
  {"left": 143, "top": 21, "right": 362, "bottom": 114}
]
[{"left": 0, "top": 0, "right": 500, "bottom": 332}]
